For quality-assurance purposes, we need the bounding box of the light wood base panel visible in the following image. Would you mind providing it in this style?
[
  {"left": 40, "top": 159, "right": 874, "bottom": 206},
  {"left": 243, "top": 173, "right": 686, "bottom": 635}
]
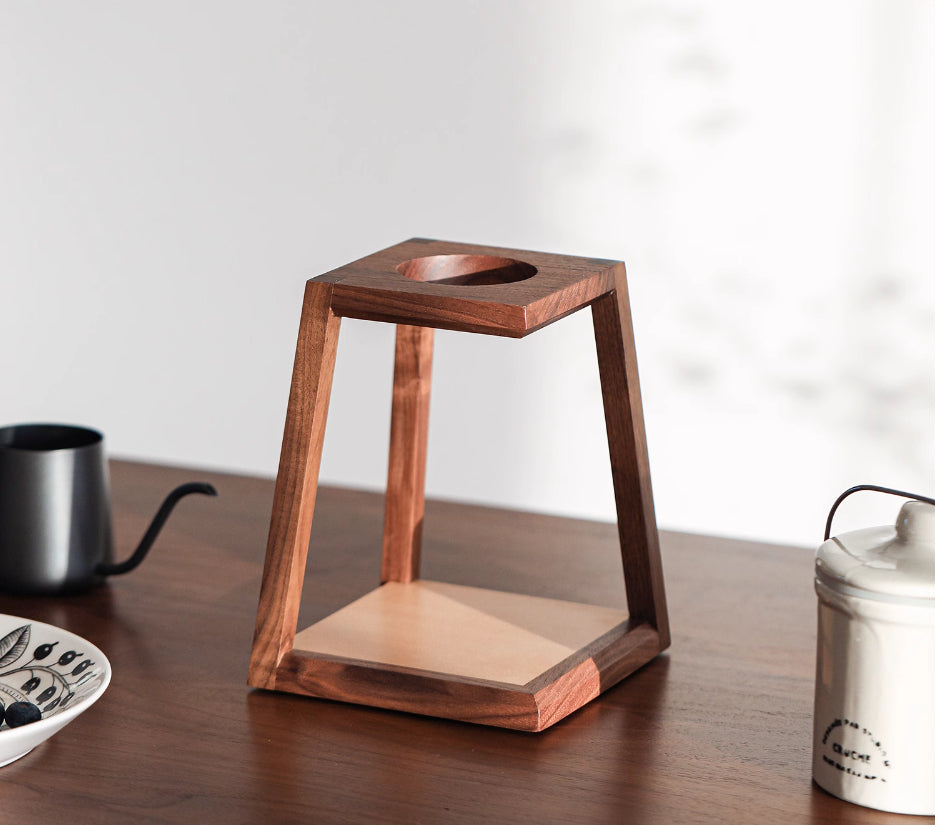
[
  {"left": 295, "top": 581, "right": 628, "bottom": 684},
  {"left": 269, "top": 581, "right": 662, "bottom": 731}
]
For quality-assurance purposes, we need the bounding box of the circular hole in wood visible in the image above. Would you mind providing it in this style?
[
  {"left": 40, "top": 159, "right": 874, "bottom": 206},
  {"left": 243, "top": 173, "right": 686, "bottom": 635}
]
[{"left": 396, "top": 255, "right": 537, "bottom": 286}]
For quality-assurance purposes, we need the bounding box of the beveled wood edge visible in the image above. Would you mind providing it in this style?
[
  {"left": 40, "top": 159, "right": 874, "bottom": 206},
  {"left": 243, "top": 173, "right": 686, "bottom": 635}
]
[
  {"left": 526, "top": 618, "right": 642, "bottom": 693},
  {"left": 279, "top": 648, "right": 526, "bottom": 693},
  {"left": 524, "top": 262, "right": 625, "bottom": 334},
  {"left": 329, "top": 284, "right": 532, "bottom": 337},
  {"left": 330, "top": 280, "right": 617, "bottom": 338},
  {"left": 530, "top": 623, "right": 662, "bottom": 731},
  {"left": 259, "top": 622, "right": 663, "bottom": 733},
  {"left": 317, "top": 239, "right": 621, "bottom": 338},
  {"left": 401, "top": 237, "right": 621, "bottom": 269},
  {"left": 269, "top": 649, "right": 542, "bottom": 731}
]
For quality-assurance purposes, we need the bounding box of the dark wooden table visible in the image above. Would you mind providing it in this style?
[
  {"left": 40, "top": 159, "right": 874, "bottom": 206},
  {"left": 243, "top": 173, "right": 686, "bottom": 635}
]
[{"left": 0, "top": 461, "right": 927, "bottom": 824}]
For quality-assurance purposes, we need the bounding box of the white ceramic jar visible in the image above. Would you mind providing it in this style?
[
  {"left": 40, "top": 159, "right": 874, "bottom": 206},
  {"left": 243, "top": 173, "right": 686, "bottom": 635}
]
[{"left": 812, "top": 492, "right": 934, "bottom": 815}]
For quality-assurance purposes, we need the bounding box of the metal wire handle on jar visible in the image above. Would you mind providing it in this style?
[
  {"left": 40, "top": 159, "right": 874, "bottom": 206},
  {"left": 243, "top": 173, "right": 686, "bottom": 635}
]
[{"left": 824, "top": 484, "right": 935, "bottom": 541}]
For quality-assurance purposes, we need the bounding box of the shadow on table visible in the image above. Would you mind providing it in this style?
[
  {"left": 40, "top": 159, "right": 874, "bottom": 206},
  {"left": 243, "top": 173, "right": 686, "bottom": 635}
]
[{"left": 242, "top": 654, "right": 671, "bottom": 821}]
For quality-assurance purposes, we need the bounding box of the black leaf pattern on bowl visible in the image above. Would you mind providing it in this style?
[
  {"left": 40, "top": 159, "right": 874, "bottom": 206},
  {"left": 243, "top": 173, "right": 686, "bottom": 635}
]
[
  {"left": 0, "top": 626, "right": 29, "bottom": 669},
  {"left": 0, "top": 624, "right": 104, "bottom": 730}
]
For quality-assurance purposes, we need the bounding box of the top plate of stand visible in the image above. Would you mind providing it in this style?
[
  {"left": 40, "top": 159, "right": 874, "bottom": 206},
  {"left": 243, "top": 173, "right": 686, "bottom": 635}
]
[{"left": 316, "top": 237, "right": 625, "bottom": 337}]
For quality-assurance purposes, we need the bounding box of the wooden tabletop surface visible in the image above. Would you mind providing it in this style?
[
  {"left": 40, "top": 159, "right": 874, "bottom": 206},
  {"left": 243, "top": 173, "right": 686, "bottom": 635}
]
[{"left": 0, "top": 460, "right": 927, "bottom": 824}]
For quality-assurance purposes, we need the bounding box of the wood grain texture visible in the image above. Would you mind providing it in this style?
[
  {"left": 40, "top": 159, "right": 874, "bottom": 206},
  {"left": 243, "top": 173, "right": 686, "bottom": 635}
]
[
  {"left": 276, "top": 650, "right": 543, "bottom": 731},
  {"left": 321, "top": 238, "right": 618, "bottom": 337},
  {"left": 248, "top": 280, "right": 340, "bottom": 688},
  {"left": 381, "top": 324, "right": 434, "bottom": 583},
  {"left": 530, "top": 623, "right": 661, "bottom": 731},
  {"left": 0, "top": 460, "right": 922, "bottom": 824},
  {"left": 592, "top": 267, "right": 670, "bottom": 648}
]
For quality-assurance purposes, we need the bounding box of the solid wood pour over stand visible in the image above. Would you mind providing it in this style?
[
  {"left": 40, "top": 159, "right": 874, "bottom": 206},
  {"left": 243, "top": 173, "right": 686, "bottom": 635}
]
[{"left": 248, "top": 238, "right": 669, "bottom": 732}]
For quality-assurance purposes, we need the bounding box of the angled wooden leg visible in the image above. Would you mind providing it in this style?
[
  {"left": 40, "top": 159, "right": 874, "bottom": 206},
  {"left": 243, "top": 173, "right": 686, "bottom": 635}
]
[
  {"left": 249, "top": 281, "right": 341, "bottom": 688},
  {"left": 591, "top": 266, "right": 670, "bottom": 649},
  {"left": 381, "top": 324, "right": 434, "bottom": 583}
]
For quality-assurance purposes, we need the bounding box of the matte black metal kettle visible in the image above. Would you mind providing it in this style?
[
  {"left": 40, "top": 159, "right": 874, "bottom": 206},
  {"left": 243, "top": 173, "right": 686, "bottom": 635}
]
[{"left": 0, "top": 423, "right": 217, "bottom": 595}]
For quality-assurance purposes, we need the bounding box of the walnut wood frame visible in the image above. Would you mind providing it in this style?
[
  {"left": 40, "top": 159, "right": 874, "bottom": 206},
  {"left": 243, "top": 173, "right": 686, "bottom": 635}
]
[{"left": 248, "top": 238, "right": 669, "bottom": 732}]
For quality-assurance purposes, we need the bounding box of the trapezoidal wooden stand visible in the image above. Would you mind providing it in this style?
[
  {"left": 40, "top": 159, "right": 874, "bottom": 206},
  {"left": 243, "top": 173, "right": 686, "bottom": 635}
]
[{"left": 248, "top": 238, "right": 669, "bottom": 732}]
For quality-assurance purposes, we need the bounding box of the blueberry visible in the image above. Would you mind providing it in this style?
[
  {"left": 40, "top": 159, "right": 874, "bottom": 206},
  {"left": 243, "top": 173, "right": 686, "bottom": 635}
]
[
  {"left": 0, "top": 704, "right": 4, "bottom": 726},
  {"left": 5, "top": 701, "right": 41, "bottom": 727}
]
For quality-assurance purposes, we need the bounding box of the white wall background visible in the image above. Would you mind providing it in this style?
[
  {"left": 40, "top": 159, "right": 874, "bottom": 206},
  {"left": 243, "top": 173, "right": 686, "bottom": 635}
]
[{"left": 1, "top": 0, "right": 932, "bottom": 548}]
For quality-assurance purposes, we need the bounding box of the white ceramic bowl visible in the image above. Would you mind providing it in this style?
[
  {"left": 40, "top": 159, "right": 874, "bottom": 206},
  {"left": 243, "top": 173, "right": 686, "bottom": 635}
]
[{"left": 0, "top": 614, "right": 111, "bottom": 766}]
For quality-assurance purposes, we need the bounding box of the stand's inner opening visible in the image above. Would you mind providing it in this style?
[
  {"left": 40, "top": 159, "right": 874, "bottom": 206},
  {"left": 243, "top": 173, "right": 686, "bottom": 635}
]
[{"left": 396, "top": 254, "right": 537, "bottom": 286}]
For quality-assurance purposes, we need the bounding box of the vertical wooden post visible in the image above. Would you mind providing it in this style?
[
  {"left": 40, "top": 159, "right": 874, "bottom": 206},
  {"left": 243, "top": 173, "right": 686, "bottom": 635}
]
[
  {"left": 381, "top": 324, "right": 434, "bottom": 583},
  {"left": 591, "top": 265, "right": 670, "bottom": 648},
  {"left": 249, "top": 281, "right": 341, "bottom": 688}
]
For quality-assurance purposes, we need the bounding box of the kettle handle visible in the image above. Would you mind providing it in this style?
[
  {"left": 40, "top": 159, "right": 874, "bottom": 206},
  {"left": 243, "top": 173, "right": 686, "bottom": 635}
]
[
  {"left": 96, "top": 482, "right": 218, "bottom": 576},
  {"left": 824, "top": 484, "right": 935, "bottom": 541}
]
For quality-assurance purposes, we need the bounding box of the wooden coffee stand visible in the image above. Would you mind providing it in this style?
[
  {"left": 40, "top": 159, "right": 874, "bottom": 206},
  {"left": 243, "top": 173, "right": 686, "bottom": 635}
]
[{"left": 248, "top": 238, "right": 669, "bottom": 732}]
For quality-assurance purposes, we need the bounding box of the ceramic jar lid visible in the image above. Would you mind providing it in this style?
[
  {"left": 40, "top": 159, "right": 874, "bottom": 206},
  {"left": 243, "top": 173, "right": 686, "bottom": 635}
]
[{"left": 816, "top": 498, "right": 935, "bottom": 604}]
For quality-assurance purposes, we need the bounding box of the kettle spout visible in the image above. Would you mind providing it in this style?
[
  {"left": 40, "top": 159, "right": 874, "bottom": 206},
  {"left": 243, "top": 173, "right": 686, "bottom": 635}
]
[{"left": 96, "top": 482, "right": 218, "bottom": 577}]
